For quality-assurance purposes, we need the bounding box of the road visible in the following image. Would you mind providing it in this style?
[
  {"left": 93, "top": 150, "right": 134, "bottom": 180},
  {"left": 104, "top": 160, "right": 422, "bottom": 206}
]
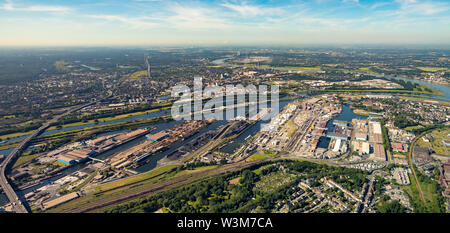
[{"left": 0, "top": 102, "right": 95, "bottom": 213}]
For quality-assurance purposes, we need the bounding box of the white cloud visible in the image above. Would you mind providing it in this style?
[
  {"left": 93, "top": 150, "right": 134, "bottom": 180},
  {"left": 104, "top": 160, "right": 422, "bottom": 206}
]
[
  {"left": 0, "top": 0, "right": 13, "bottom": 10},
  {"left": 342, "top": 0, "right": 359, "bottom": 3},
  {"left": 166, "top": 5, "right": 230, "bottom": 29},
  {"left": 395, "top": 0, "right": 449, "bottom": 15},
  {"left": 221, "top": 2, "right": 283, "bottom": 17},
  {"left": 0, "top": 0, "right": 70, "bottom": 13},
  {"left": 370, "top": 2, "right": 392, "bottom": 10},
  {"left": 89, "top": 15, "right": 159, "bottom": 29}
]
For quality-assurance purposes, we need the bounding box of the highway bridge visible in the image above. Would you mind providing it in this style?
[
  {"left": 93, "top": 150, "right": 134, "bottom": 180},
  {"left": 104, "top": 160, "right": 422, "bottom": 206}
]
[{"left": 0, "top": 102, "right": 96, "bottom": 213}]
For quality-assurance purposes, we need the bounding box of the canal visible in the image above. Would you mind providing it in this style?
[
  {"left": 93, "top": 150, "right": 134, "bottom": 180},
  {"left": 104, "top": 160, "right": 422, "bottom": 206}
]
[{"left": 317, "top": 104, "right": 367, "bottom": 149}]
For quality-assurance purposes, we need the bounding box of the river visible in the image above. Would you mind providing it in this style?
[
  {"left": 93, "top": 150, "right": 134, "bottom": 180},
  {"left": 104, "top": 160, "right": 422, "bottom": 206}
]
[
  {"left": 0, "top": 98, "right": 295, "bottom": 205},
  {"left": 211, "top": 58, "right": 450, "bottom": 101}
]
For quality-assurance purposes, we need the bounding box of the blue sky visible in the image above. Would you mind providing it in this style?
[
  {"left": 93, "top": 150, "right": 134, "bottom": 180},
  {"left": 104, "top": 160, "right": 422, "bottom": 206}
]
[{"left": 0, "top": 0, "right": 449, "bottom": 46}]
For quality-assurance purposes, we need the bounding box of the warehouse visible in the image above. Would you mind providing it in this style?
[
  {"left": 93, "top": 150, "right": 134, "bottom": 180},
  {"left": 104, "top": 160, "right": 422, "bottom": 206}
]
[
  {"left": 327, "top": 132, "right": 349, "bottom": 141},
  {"left": 114, "top": 128, "right": 148, "bottom": 142},
  {"left": 355, "top": 132, "right": 368, "bottom": 141},
  {"left": 42, "top": 192, "right": 79, "bottom": 210},
  {"left": 146, "top": 131, "right": 168, "bottom": 141},
  {"left": 333, "top": 120, "right": 350, "bottom": 127},
  {"left": 352, "top": 141, "right": 370, "bottom": 155},
  {"left": 370, "top": 121, "right": 382, "bottom": 135},
  {"left": 373, "top": 144, "right": 387, "bottom": 161},
  {"left": 332, "top": 139, "right": 341, "bottom": 152},
  {"left": 57, "top": 154, "right": 79, "bottom": 164},
  {"left": 66, "top": 149, "right": 96, "bottom": 159}
]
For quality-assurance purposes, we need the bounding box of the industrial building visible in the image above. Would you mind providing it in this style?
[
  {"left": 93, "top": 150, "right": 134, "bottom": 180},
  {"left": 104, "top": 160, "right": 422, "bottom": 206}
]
[
  {"left": 57, "top": 155, "right": 78, "bottom": 164},
  {"left": 333, "top": 120, "right": 350, "bottom": 127},
  {"left": 327, "top": 132, "right": 349, "bottom": 141},
  {"left": 146, "top": 131, "right": 168, "bottom": 141},
  {"left": 352, "top": 140, "right": 370, "bottom": 155},
  {"left": 373, "top": 144, "right": 387, "bottom": 161},
  {"left": 57, "top": 148, "right": 96, "bottom": 164},
  {"left": 332, "top": 139, "right": 342, "bottom": 152},
  {"left": 114, "top": 128, "right": 148, "bottom": 142},
  {"left": 355, "top": 132, "right": 368, "bottom": 141},
  {"left": 42, "top": 192, "right": 79, "bottom": 210}
]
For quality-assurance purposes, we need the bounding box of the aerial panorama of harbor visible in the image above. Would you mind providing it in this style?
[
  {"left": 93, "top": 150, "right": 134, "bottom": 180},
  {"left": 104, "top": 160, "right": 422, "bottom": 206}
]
[
  {"left": 0, "top": 48, "right": 449, "bottom": 214},
  {"left": 1, "top": 0, "right": 450, "bottom": 217}
]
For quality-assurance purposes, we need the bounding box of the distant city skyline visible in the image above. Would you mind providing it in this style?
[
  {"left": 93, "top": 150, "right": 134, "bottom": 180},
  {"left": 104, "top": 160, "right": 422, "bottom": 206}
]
[{"left": 1, "top": 0, "right": 449, "bottom": 46}]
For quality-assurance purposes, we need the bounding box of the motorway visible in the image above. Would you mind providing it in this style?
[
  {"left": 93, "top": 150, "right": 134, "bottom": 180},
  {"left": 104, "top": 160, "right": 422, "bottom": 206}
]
[{"left": 0, "top": 102, "right": 95, "bottom": 213}]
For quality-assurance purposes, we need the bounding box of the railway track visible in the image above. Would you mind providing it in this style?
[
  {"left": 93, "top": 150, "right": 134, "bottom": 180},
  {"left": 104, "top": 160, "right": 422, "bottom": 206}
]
[{"left": 61, "top": 160, "right": 261, "bottom": 213}]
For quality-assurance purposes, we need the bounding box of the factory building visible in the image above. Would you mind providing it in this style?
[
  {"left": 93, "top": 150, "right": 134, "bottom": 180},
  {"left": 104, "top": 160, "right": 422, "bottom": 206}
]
[
  {"left": 352, "top": 140, "right": 370, "bottom": 155},
  {"left": 114, "top": 128, "right": 148, "bottom": 142},
  {"left": 57, "top": 155, "right": 79, "bottom": 164},
  {"left": 373, "top": 144, "right": 387, "bottom": 161},
  {"left": 332, "top": 139, "right": 342, "bottom": 152},
  {"left": 333, "top": 120, "right": 350, "bottom": 127},
  {"left": 355, "top": 132, "right": 368, "bottom": 141},
  {"left": 57, "top": 148, "right": 96, "bottom": 164},
  {"left": 327, "top": 132, "right": 349, "bottom": 141},
  {"left": 42, "top": 192, "right": 79, "bottom": 210},
  {"left": 146, "top": 131, "right": 168, "bottom": 141},
  {"left": 370, "top": 121, "right": 382, "bottom": 135}
]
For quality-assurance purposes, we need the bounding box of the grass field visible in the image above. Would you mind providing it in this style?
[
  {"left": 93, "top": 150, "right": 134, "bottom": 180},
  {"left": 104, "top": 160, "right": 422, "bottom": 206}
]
[
  {"left": 3, "top": 115, "right": 16, "bottom": 119},
  {"left": 313, "top": 88, "right": 441, "bottom": 96},
  {"left": 129, "top": 70, "right": 148, "bottom": 79},
  {"left": 254, "top": 169, "right": 296, "bottom": 193},
  {"left": 231, "top": 63, "right": 323, "bottom": 71},
  {"left": 357, "top": 67, "right": 379, "bottom": 74},
  {"left": 286, "top": 120, "right": 298, "bottom": 137},
  {"left": 46, "top": 165, "right": 179, "bottom": 212},
  {"left": 400, "top": 174, "right": 424, "bottom": 211},
  {"left": 353, "top": 109, "right": 382, "bottom": 117},
  {"left": 0, "top": 142, "right": 19, "bottom": 150},
  {"left": 12, "top": 153, "right": 40, "bottom": 168},
  {"left": 247, "top": 150, "right": 278, "bottom": 161},
  {"left": 401, "top": 172, "right": 444, "bottom": 212},
  {"left": 192, "top": 165, "right": 218, "bottom": 171},
  {"left": 252, "top": 164, "right": 272, "bottom": 175},
  {"left": 46, "top": 106, "right": 171, "bottom": 131},
  {"left": 416, "top": 128, "right": 450, "bottom": 156},
  {"left": 416, "top": 67, "right": 450, "bottom": 72},
  {"left": 95, "top": 165, "right": 178, "bottom": 193},
  {"left": 0, "top": 131, "right": 34, "bottom": 140},
  {"left": 404, "top": 125, "right": 424, "bottom": 131}
]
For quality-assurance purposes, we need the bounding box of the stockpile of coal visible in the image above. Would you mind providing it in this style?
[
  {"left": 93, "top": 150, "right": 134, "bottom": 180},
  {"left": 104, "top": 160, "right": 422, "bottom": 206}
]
[
  {"left": 166, "top": 131, "right": 216, "bottom": 161},
  {"left": 222, "top": 121, "right": 251, "bottom": 138}
]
